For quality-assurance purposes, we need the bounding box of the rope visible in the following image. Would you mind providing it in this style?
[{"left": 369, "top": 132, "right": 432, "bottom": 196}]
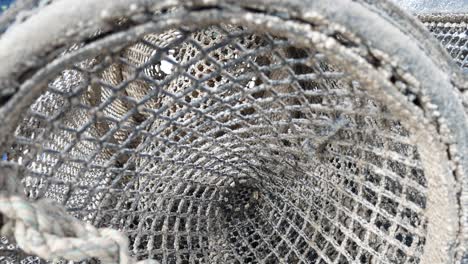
[{"left": 0, "top": 162, "right": 158, "bottom": 264}]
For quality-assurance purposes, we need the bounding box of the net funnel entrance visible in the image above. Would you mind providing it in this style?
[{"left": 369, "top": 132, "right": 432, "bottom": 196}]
[{"left": 0, "top": 1, "right": 466, "bottom": 264}]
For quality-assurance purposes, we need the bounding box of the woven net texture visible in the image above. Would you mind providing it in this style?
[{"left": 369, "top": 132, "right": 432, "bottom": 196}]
[
  {"left": 419, "top": 13, "right": 468, "bottom": 144},
  {"left": 421, "top": 14, "right": 468, "bottom": 70},
  {"left": 0, "top": 23, "right": 430, "bottom": 264},
  {"left": 2, "top": 1, "right": 465, "bottom": 263}
]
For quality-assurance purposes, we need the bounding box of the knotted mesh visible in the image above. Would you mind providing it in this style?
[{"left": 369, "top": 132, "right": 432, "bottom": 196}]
[
  {"left": 421, "top": 14, "right": 468, "bottom": 69},
  {"left": 0, "top": 22, "right": 431, "bottom": 264}
]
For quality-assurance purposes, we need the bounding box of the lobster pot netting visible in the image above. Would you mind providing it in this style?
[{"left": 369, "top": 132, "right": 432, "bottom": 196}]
[
  {"left": 5, "top": 25, "right": 428, "bottom": 264},
  {"left": 0, "top": 1, "right": 465, "bottom": 264},
  {"left": 421, "top": 14, "right": 468, "bottom": 70},
  {"left": 419, "top": 14, "right": 468, "bottom": 113}
]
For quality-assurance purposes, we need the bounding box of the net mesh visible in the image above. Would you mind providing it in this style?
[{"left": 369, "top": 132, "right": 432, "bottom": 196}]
[
  {"left": 420, "top": 14, "right": 468, "bottom": 131},
  {"left": 2, "top": 23, "right": 430, "bottom": 264},
  {"left": 422, "top": 15, "right": 468, "bottom": 69}
]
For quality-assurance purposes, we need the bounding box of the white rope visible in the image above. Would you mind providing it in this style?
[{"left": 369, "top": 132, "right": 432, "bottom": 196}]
[{"left": 0, "top": 163, "right": 158, "bottom": 264}]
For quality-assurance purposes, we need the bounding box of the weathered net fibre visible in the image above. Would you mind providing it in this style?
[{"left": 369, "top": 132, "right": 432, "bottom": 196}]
[
  {"left": 422, "top": 15, "right": 468, "bottom": 69},
  {"left": 5, "top": 23, "right": 428, "bottom": 263}
]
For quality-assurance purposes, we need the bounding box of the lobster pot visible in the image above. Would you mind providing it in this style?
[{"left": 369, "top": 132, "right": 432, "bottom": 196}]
[{"left": 0, "top": 1, "right": 467, "bottom": 263}]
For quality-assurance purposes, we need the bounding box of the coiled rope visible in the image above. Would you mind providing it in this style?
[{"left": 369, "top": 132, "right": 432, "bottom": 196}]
[{"left": 0, "top": 162, "right": 158, "bottom": 264}]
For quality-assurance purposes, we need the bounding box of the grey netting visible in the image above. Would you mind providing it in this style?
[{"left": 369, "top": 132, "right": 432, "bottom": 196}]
[
  {"left": 421, "top": 14, "right": 468, "bottom": 69},
  {"left": 419, "top": 14, "right": 468, "bottom": 126},
  {"left": 0, "top": 1, "right": 466, "bottom": 264},
  {"left": 4, "top": 24, "right": 429, "bottom": 264}
]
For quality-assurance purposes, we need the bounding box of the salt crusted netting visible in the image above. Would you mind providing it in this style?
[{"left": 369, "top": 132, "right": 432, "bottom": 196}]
[
  {"left": 422, "top": 14, "right": 468, "bottom": 69},
  {"left": 0, "top": 0, "right": 467, "bottom": 264},
  {"left": 418, "top": 14, "right": 468, "bottom": 114}
]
